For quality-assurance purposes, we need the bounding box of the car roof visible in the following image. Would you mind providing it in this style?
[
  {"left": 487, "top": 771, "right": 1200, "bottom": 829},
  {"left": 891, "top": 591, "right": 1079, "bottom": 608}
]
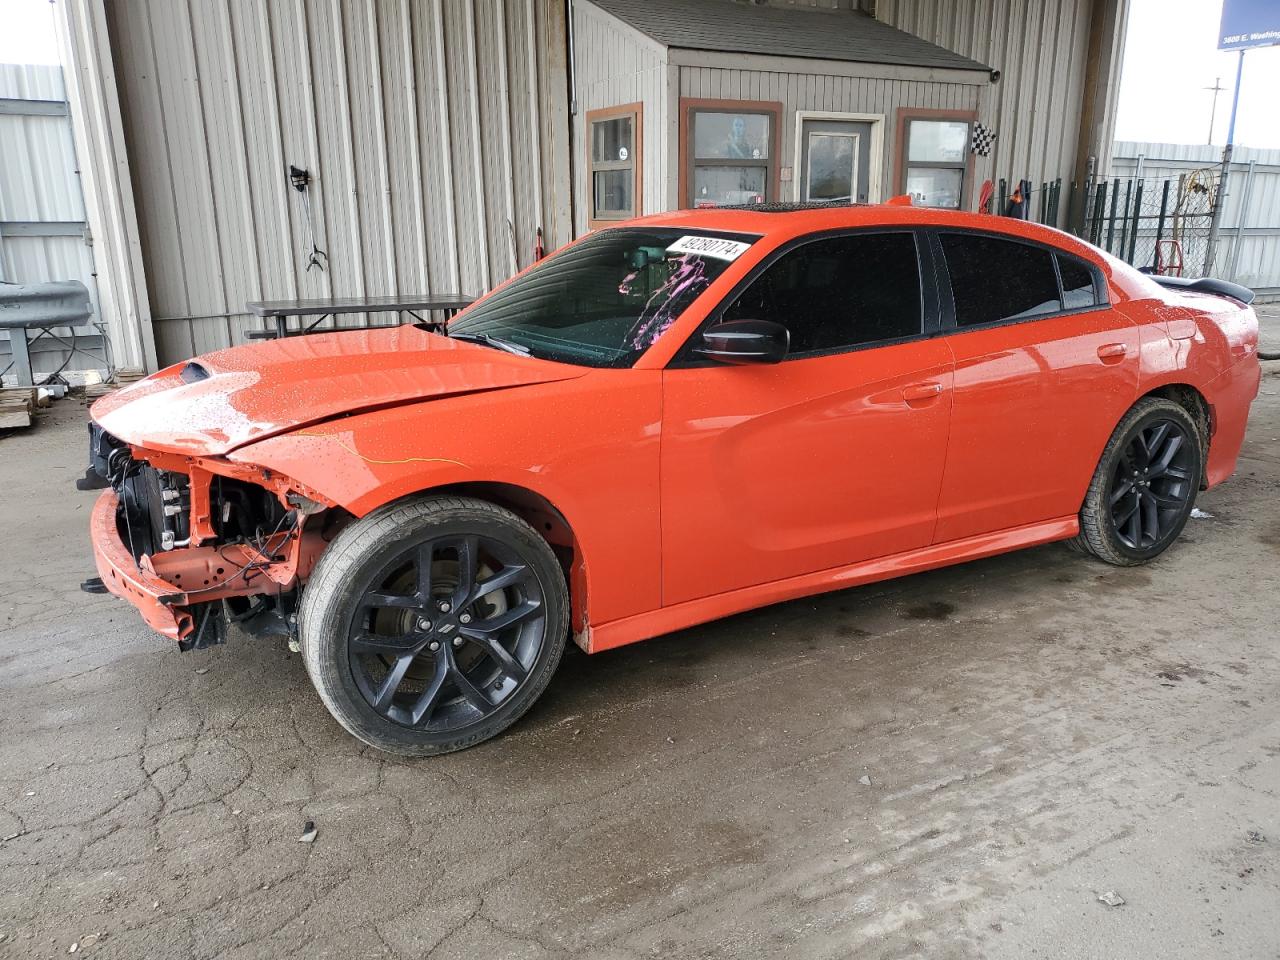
[{"left": 623, "top": 203, "right": 1096, "bottom": 259}]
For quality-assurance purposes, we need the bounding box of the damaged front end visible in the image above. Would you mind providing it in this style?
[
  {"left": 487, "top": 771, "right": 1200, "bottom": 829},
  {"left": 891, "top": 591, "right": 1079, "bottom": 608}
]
[{"left": 80, "top": 422, "right": 344, "bottom": 651}]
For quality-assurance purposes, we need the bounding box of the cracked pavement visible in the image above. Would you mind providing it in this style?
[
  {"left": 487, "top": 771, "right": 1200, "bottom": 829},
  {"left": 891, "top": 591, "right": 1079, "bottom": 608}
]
[{"left": 2, "top": 314, "right": 1279, "bottom": 958}]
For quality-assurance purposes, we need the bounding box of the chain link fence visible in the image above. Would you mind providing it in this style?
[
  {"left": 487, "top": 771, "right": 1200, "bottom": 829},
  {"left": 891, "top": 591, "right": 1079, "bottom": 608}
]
[
  {"left": 985, "top": 167, "right": 1229, "bottom": 283},
  {"left": 1075, "top": 171, "right": 1219, "bottom": 277}
]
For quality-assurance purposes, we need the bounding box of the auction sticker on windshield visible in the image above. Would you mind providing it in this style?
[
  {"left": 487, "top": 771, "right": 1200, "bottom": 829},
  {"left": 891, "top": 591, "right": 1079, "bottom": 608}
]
[{"left": 665, "top": 235, "right": 752, "bottom": 261}]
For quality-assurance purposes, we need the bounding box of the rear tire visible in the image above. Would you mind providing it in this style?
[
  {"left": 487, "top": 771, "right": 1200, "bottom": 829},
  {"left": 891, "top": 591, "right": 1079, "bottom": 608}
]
[
  {"left": 1070, "top": 397, "right": 1203, "bottom": 566},
  {"left": 299, "top": 495, "right": 569, "bottom": 756}
]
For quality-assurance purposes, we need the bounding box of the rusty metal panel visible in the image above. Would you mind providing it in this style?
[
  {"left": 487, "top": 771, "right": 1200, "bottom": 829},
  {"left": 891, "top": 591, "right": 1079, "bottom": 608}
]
[{"left": 105, "top": 0, "right": 570, "bottom": 365}]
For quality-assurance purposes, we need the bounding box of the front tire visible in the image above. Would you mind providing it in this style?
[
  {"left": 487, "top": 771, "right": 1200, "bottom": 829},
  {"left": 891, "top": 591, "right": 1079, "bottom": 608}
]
[
  {"left": 1070, "top": 397, "right": 1203, "bottom": 566},
  {"left": 299, "top": 495, "right": 569, "bottom": 756}
]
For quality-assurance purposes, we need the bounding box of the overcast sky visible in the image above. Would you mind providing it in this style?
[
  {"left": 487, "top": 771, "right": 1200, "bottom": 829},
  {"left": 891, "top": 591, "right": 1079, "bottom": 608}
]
[
  {"left": 2, "top": 0, "right": 1278, "bottom": 150},
  {"left": 1115, "top": 0, "right": 1280, "bottom": 149},
  {"left": 0, "top": 0, "right": 59, "bottom": 65}
]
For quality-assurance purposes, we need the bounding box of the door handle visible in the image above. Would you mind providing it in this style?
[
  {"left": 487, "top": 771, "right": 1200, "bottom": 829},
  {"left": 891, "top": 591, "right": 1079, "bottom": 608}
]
[
  {"left": 1097, "top": 342, "right": 1128, "bottom": 362},
  {"left": 902, "top": 381, "right": 944, "bottom": 405}
]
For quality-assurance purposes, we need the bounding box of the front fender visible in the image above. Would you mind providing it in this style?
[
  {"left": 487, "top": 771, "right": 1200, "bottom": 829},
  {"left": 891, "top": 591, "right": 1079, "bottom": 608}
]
[{"left": 226, "top": 373, "right": 664, "bottom": 631}]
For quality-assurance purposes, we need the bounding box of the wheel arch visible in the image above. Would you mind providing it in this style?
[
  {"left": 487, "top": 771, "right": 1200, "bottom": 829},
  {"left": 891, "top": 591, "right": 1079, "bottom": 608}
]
[
  {"left": 382, "top": 480, "right": 591, "bottom": 649},
  {"left": 1138, "top": 382, "right": 1212, "bottom": 487},
  {"left": 229, "top": 432, "right": 601, "bottom": 648}
]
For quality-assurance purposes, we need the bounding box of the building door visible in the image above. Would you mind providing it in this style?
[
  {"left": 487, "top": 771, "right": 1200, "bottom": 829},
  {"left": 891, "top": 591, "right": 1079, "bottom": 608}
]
[{"left": 798, "top": 118, "right": 874, "bottom": 204}]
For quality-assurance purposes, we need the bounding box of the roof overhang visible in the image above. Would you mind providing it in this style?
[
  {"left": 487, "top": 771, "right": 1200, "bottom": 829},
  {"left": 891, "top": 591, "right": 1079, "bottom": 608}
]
[
  {"left": 667, "top": 47, "right": 991, "bottom": 86},
  {"left": 582, "top": 0, "right": 992, "bottom": 76}
]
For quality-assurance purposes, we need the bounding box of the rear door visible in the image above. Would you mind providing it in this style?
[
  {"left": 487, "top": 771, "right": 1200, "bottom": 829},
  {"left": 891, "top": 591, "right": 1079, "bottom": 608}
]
[
  {"left": 930, "top": 231, "right": 1139, "bottom": 542},
  {"left": 660, "top": 229, "right": 954, "bottom": 605}
]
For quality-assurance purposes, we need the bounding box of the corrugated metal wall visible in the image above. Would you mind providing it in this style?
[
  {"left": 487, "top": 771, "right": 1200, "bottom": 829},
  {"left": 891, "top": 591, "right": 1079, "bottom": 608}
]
[
  {"left": 0, "top": 63, "right": 105, "bottom": 379},
  {"left": 677, "top": 66, "right": 982, "bottom": 205},
  {"left": 1113, "top": 141, "right": 1280, "bottom": 296},
  {"left": 877, "top": 0, "right": 1096, "bottom": 220},
  {"left": 105, "top": 0, "right": 570, "bottom": 365},
  {"left": 572, "top": 0, "right": 669, "bottom": 235}
]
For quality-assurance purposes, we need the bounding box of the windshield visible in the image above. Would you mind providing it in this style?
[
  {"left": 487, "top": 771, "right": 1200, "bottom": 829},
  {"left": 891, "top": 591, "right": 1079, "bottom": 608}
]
[{"left": 448, "top": 228, "right": 757, "bottom": 367}]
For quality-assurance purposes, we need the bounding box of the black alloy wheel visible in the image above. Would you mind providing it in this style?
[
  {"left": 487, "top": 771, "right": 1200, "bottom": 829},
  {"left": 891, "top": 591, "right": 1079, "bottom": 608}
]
[
  {"left": 1107, "top": 418, "right": 1196, "bottom": 550},
  {"left": 348, "top": 533, "right": 545, "bottom": 732},
  {"left": 300, "top": 496, "right": 569, "bottom": 755},
  {"left": 1070, "top": 396, "right": 1204, "bottom": 566}
]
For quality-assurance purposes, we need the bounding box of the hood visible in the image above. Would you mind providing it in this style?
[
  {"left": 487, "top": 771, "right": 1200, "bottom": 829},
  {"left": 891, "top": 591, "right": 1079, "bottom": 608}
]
[{"left": 92, "top": 326, "right": 586, "bottom": 456}]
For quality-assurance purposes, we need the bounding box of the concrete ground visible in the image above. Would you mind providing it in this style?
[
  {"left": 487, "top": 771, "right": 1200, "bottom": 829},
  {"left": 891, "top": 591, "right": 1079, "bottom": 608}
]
[{"left": 2, "top": 313, "right": 1279, "bottom": 960}]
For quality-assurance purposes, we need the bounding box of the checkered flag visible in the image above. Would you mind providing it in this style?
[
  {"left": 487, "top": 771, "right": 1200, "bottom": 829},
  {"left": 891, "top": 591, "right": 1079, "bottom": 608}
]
[{"left": 971, "top": 123, "right": 996, "bottom": 157}]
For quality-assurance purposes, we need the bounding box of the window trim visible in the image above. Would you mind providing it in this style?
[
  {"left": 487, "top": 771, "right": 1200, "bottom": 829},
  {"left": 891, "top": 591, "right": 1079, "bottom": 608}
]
[
  {"left": 1055, "top": 250, "right": 1107, "bottom": 310},
  {"left": 792, "top": 111, "right": 886, "bottom": 204},
  {"left": 586, "top": 102, "right": 643, "bottom": 228},
  {"left": 926, "top": 228, "right": 1111, "bottom": 335},
  {"left": 894, "top": 108, "right": 976, "bottom": 211},
  {"left": 679, "top": 97, "right": 783, "bottom": 209},
  {"left": 669, "top": 226, "right": 938, "bottom": 368},
  {"left": 452, "top": 224, "right": 760, "bottom": 369}
]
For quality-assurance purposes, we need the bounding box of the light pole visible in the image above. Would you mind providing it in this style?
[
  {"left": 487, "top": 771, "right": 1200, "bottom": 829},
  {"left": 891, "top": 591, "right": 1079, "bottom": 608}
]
[
  {"left": 1203, "top": 49, "right": 1245, "bottom": 278},
  {"left": 1204, "top": 76, "right": 1226, "bottom": 145}
]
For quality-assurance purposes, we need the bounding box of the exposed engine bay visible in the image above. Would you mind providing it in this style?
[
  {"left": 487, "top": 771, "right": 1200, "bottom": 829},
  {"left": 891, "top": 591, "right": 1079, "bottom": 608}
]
[{"left": 80, "top": 423, "right": 343, "bottom": 651}]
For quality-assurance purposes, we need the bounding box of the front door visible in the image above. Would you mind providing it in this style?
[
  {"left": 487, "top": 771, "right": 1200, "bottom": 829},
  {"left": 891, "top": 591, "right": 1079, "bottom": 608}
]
[
  {"left": 660, "top": 230, "right": 954, "bottom": 605},
  {"left": 798, "top": 119, "right": 874, "bottom": 204}
]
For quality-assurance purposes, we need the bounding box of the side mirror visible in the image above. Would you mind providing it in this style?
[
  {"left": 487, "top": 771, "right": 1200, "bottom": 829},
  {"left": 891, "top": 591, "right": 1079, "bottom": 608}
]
[{"left": 695, "top": 319, "right": 790, "bottom": 365}]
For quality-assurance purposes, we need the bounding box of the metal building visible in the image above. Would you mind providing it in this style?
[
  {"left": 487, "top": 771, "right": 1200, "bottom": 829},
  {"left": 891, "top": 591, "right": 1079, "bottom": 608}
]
[
  {"left": 573, "top": 0, "right": 993, "bottom": 231},
  {"left": 0, "top": 63, "right": 104, "bottom": 379},
  {"left": 60, "top": 0, "right": 570, "bottom": 368},
  {"left": 51, "top": 0, "right": 1129, "bottom": 373},
  {"left": 1111, "top": 141, "right": 1280, "bottom": 297}
]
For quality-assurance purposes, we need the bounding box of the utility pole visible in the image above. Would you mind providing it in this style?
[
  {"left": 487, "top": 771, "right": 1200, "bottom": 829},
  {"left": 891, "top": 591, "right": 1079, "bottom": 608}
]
[
  {"left": 1204, "top": 76, "right": 1226, "bottom": 144},
  {"left": 1204, "top": 50, "right": 1245, "bottom": 278}
]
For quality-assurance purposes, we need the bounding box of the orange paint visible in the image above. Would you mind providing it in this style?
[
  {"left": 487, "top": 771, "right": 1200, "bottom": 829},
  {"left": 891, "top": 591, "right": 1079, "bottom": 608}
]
[{"left": 88, "top": 205, "right": 1261, "bottom": 651}]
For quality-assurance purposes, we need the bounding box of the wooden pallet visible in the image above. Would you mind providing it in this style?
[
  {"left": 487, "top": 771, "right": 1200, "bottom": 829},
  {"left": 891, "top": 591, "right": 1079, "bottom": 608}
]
[
  {"left": 0, "top": 398, "right": 32, "bottom": 431},
  {"left": 115, "top": 368, "right": 146, "bottom": 385},
  {"left": 0, "top": 387, "right": 37, "bottom": 409}
]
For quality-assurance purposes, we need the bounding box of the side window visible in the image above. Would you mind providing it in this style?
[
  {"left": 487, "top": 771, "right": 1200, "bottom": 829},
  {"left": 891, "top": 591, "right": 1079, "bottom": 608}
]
[
  {"left": 902, "top": 118, "right": 970, "bottom": 209},
  {"left": 683, "top": 101, "right": 781, "bottom": 207},
  {"left": 941, "top": 233, "right": 1061, "bottom": 327},
  {"left": 1057, "top": 253, "right": 1101, "bottom": 309},
  {"left": 721, "top": 232, "right": 922, "bottom": 355},
  {"left": 587, "top": 105, "right": 642, "bottom": 227}
]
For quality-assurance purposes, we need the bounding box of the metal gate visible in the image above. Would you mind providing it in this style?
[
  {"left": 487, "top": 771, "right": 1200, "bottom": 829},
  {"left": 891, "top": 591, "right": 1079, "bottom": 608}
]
[{"left": 1077, "top": 172, "right": 1218, "bottom": 279}]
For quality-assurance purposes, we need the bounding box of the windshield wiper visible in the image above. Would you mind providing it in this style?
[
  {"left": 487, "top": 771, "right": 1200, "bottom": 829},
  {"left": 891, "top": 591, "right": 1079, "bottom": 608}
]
[{"left": 449, "top": 332, "right": 531, "bottom": 356}]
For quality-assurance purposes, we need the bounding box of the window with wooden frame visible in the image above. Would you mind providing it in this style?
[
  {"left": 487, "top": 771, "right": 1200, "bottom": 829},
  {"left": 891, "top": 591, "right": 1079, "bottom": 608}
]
[
  {"left": 895, "top": 109, "right": 974, "bottom": 210},
  {"left": 680, "top": 98, "right": 783, "bottom": 208},
  {"left": 587, "top": 103, "right": 642, "bottom": 227}
]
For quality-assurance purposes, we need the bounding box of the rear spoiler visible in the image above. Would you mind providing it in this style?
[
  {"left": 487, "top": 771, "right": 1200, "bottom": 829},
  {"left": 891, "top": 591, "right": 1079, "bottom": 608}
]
[{"left": 1143, "top": 273, "right": 1255, "bottom": 305}]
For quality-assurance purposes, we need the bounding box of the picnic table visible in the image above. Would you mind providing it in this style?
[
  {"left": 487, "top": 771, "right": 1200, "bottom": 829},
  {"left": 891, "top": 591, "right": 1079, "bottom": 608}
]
[{"left": 244, "top": 294, "right": 477, "bottom": 340}]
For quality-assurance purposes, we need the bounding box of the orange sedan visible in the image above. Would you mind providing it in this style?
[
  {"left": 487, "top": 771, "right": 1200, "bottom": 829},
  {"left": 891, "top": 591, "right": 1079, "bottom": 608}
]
[{"left": 83, "top": 204, "right": 1262, "bottom": 754}]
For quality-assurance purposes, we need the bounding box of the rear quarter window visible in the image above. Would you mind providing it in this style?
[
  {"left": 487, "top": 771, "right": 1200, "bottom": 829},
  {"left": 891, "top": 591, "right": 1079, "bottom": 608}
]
[{"left": 1057, "top": 253, "right": 1104, "bottom": 309}]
